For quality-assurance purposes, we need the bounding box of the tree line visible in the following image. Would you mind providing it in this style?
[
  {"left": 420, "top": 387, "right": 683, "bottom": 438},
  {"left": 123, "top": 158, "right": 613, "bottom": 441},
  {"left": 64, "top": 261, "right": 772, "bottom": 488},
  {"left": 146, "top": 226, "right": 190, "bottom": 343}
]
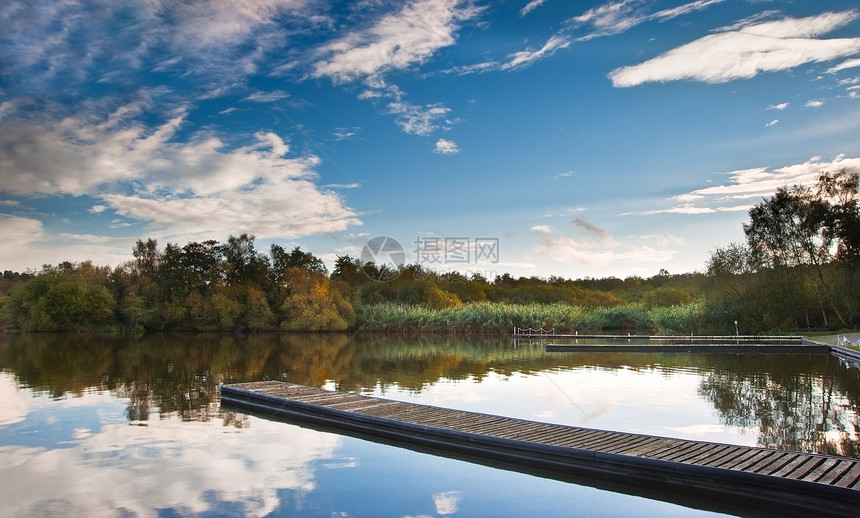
[{"left": 1, "top": 170, "right": 857, "bottom": 334}]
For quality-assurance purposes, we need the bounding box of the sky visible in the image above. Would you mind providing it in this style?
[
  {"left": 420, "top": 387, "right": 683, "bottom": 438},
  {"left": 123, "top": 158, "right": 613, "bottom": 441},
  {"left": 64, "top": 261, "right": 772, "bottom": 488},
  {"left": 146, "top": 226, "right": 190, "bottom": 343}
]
[{"left": 2, "top": 0, "right": 860, "bottom": 280}]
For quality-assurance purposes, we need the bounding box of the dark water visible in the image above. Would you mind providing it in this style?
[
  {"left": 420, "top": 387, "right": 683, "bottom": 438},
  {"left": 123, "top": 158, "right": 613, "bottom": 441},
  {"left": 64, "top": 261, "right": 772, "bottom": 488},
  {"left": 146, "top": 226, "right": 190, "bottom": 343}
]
[{"left": 1, "top": 332, "right": 858, "bottom": 517}]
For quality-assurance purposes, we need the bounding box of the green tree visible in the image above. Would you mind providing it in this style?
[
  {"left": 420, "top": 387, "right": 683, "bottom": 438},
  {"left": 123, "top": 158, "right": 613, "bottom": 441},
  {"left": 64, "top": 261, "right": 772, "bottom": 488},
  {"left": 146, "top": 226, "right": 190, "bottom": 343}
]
[
  {"left": 744, "top": 183, "right": 846, "bottom": 326},
  {"left": 181, "top": 240, "right": 223, "bottom": 288},
  {"left": 816, "top": 169, "right": 860, "bottom": 262},
  {"left": 8, "top": 271, "right": 115, "bottom": 331},
  {"left": 281, "top": 268, "right": 354, "bottom": 331},
  {"left": 221, "top": 234, "right": 267, "bottom": 286}
]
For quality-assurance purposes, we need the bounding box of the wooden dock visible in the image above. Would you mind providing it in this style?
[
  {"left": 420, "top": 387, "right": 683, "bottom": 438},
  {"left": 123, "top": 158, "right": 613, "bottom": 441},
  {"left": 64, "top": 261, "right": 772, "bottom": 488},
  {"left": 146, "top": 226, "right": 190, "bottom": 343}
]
[
  {"left": 544, "top": 342, "right": 830, "bottom": 353},
  {"left": 512, "top": 332, "right": 805, "bottom": 343},
  {"left": 221, "top": 381, "right": 860, "bottom": 517}
]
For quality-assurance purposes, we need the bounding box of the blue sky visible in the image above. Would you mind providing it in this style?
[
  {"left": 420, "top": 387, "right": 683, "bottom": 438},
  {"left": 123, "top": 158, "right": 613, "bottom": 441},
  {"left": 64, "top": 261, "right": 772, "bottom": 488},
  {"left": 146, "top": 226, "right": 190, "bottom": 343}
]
[{"left": 2, "top": 0, "right": 860, "bottom": 279}]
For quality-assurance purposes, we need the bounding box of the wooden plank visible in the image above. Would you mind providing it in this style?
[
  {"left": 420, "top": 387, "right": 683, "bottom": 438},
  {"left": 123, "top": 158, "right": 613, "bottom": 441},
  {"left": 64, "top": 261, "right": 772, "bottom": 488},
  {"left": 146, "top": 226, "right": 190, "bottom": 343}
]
[
  {"left": 732, "top": 450, "right": 778, "bottom": 471},
  {"left": 614, "top": 438, "right": 680, "bottom": 457},
  {"left": 459, "top": 419, "right": 518, "bottom": 436},
  {"left": 801, "top": 457, "right": 841, "bottom": 482},
  {"left": 449, "top": 416, "right": 508, "bottom": 433},
  {"left": 330, "top": 400, "right": 402, "bottom": 412},
  {"left": 692, "top": 445, "right": 747, "bottom": 468},
  {"left": 682, "top": 444, "right": 737, "bottom": 465},
  {"left": 534, "top": 428, "right": 594, "bottom": 447},
  {"left": 647, "top": 441, "right": 703, "bottom": 461},
  {"left": 832, "top": 461, "right": 860, "bottom": 488},
  {"left": 779, "top": 456, "right": 822, "bottom": 480},
  {"left": 817, "top": 460, "right": 856, "bottom": 485},
  {"left": 754, "top": 453, "right": 800, "bottom": 475},
  {"left": 666, "top": 443, "right": 720, "bottom": 464},
  {"left": 770, "top": 454, "right": 815, "bottom": 478},
  {"left": 711, "top": 447, "right": 762, "bottom": 469},
  {"left": 746, "top": 451, "right": 792, "bottom": 474},
  {"left": 602, "top": 435, "right": 664, "bottom": 455},
  {"left": 570, "top": 432, "right": 627, "bottom": 450}
]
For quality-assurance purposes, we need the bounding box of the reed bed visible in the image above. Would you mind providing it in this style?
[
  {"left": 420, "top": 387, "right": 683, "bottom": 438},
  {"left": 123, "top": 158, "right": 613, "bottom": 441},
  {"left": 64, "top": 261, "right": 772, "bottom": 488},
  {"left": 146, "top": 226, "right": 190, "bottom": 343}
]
[{"left": 355, "top": 301, "right": 705, "bottom": 335}]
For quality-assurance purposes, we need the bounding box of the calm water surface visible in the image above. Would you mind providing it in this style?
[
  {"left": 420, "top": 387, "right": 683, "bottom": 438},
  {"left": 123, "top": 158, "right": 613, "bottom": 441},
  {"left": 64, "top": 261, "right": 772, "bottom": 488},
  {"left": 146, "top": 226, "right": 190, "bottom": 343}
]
[{"left": 1, "top": 332, "right": 859, "bottom": 517}]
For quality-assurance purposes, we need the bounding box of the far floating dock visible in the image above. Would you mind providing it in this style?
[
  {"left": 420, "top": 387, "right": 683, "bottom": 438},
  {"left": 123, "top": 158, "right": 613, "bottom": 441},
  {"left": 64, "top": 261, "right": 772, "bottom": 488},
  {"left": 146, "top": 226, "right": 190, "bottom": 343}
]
[
  {"left": 221, "top": 381, "right": 860, "bottom": 517},
  {"left": 544, "top": 342, "right": 830, "bottom": 353},
  {"left": 512, "top": 330, "right": 805, "bottom": 343}
]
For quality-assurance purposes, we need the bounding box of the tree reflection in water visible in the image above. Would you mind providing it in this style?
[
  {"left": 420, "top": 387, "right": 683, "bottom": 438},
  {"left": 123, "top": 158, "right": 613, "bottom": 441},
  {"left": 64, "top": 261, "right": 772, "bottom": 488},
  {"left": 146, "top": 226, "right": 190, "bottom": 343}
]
[
  {"left": 697, "top": 353, "right": 860, "bottom": 457},
  {"left": 0, "top": 332, "right": 858, "bottom": 456}
]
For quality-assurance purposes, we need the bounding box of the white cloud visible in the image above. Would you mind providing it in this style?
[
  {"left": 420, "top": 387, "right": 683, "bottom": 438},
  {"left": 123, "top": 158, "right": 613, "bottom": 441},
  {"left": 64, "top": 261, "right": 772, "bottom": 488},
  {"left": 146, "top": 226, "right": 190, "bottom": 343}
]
[
  {"left": 531, "top": 225, "right": 552, "bottom": 234},
  {"left": 0, "top": 216, "right": 47, "bottom": 268},
  {"left": 387, "top": 101, "right": 453, "bottom": 136},
  {"left": 609, "top": 11, "right": 860, "bottom": 87},
  {"left": 768, "top": 102, "right": 789, "bottom": 110},
  {"left": 828, "top": 57, "right": 860, "bottom": 73},
  {"left": 0, "top": 381, "right": 342, "bottom": 518},
  {"left": 572, "top": 0, "right": 726, "bottom": 40},
  {"left": 520, "top": 0, "right": 548, "bottom": 17},
  {"left": 766, "top": 119, "right": 779, "bottom": 127},
  {"left": 433, "top": 491, "right": 461, "bottom": 515},
  {"left": 1, "top": 0, "right": 315, "bottom": 93},
  {"left": 806, "top": 100, "right": 825, "bottom": 107},
  {"left": 638, "top": 155, "right": 860, "bottom": 218},
  {"left": 323, "top": 182, "right": 361, "bottom": 189},
  {"left": 433, "top": 138, "right": 459, "bottom": 154},
  {"left": 572, "top": 0, "right": 651, "bottom": 38},
  {"left": 311, "top": 0, "right": 482, "bottom": 83},
  {"left": 634, "top": 205, "right": 717, "bottom": 216},
  {"left": 334, "top": 127, "right": 361, "bottom": 141},
  {"left": 0, "top": 371, "right": 34, "bottom": 426},
  {"left": 89, "top": 205, "right": 108, "bottom": 214},
  {"left": 244, "top": 90, "right": 290, "bottom": 103},
  {"left": 502, "top": 35, "right": 570, "bottom": 70},
  {"left": 0, "top": 215, "right": 138, "bottom": 271},
  {"left": 529, "top": 216, "right": 678, "bottom": 268},
  {"left": 653, "top": 0, "right": 726, "bottom": 21},
  {"left": 534, "top": 235, "right": 677, "bottom": 266},
  {"left": 0, "top": 101, "right": 360, "bottom": 268}
]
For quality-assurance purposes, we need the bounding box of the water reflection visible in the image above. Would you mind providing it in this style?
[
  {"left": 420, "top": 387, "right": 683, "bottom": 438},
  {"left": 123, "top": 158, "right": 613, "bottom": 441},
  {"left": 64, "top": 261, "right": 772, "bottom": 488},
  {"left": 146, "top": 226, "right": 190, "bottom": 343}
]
[
  {"left": 0, "top": 332, "right": 858, "bottom": 457},
  {"left": 0, "top": 377, "right": 341, "bottom": 517},
  {"left": 698, "top": 353, "right": 860, "bottom": 457}
]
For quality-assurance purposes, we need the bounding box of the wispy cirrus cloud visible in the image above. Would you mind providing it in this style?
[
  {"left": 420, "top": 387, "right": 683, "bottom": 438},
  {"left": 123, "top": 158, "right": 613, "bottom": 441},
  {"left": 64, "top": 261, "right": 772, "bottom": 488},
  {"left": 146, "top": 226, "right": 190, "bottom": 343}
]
[
  {"left": 572, "top": 0, "right": 726, "bottom": 41},
  {"left": 454, "top": 0, "right": 725, "bottom": 75},
  {"left": 632, "top": 155, "right": 860, "bottom": 217},
  {"left": 520, "top": 0, "right": 548, "bottom": 18},
  {"left": 609, "top": 10, "right": 860, "bottom": 87},
  {"left": 307, "top": 1, "right": 481, "bottom": 141},
  {"left": 311, "top": 0, "right": 482, "bottom": 83},
  {"left": 828, "top": 57, "right": 860, "bottom": 73},
  {"left": 244, "top": 90, "right": 290, "bottom": 103},
  {"left": 1, "top": 0, "right": 316, "bottom": 94},
  {"left": 501, "top": 35, "right": 571, "bottom": 70}
]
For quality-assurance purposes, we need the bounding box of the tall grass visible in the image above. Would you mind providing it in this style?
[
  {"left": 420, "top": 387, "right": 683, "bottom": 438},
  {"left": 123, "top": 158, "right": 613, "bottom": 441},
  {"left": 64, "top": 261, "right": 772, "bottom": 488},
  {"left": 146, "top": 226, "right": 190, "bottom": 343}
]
[{"left": 354, "top": 301, "right": 705, "bottom": 334}]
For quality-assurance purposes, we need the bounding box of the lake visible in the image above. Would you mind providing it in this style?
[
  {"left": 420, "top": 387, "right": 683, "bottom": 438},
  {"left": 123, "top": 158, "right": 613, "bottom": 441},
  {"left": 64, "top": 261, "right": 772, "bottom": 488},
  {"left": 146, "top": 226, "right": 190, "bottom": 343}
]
[{"left": 1, "top": 332, "right": 858, "bottom": 517}]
